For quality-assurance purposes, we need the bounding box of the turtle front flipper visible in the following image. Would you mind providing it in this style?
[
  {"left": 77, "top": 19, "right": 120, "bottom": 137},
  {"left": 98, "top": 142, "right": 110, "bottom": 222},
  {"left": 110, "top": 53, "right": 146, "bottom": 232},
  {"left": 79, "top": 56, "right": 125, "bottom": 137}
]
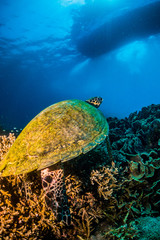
[{"left": 41, "top": 167, "right": 71, "bottom": 225}]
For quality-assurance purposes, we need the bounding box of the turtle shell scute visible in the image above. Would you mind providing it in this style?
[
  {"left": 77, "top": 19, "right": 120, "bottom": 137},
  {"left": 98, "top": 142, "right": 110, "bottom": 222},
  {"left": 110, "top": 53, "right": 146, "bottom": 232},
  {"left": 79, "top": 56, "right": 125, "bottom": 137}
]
[{"left": 0, "top": 99, "right": 109, "bottom": 176}]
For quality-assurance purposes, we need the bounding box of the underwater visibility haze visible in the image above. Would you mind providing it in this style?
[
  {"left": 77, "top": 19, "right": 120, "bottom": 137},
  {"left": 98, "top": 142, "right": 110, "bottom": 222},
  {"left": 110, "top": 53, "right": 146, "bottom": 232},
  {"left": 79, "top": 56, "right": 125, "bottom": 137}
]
[
  {"left": 1, "top": 1, "right": 160, "bottom": 240},
  {"left": 0, "top": 0, "right": 160, "bottom": 129}
]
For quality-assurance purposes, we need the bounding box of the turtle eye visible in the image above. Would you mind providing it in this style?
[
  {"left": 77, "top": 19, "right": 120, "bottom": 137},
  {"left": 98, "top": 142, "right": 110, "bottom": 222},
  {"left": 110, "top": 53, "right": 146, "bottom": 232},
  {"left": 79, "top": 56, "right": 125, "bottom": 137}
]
[{"left": 96, "top": 97, "right": 103, "bottom": 104}]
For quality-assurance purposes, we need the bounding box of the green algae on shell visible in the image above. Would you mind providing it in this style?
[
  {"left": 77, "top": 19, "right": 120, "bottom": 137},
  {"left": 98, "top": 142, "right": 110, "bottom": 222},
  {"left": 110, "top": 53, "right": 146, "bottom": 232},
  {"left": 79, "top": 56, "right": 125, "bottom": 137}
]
[{"left": 0, "top": 99, "right": 109, "bottom": 176}]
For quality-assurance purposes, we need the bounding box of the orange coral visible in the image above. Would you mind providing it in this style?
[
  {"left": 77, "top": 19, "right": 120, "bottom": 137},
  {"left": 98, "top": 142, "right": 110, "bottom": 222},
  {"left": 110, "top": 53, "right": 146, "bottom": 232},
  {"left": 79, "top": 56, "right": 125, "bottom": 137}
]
[
  {"left": 0, "top": 131, "right": 160, "bottom": 240},
  {"left": 0, "top": 133, "right": 15, "bottom": 160},
  {"left": 90, "top": 162, "right": 118, "bottom": 200}
]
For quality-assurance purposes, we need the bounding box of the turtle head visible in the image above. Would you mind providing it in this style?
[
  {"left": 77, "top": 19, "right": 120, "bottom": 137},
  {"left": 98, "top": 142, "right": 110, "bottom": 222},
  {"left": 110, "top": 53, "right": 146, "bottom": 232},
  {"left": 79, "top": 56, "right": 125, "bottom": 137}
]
[{"left": 85, "top": 96, "right": 103, "bottom": 108}]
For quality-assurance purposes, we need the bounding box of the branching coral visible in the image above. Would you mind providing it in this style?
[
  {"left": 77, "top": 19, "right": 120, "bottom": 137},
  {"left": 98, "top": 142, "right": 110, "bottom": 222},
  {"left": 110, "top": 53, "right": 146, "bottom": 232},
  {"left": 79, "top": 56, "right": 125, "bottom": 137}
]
[
  {"left": 104, "top": 222, "right": 139, "bottom": 240},
  {"left": 90, "top": 162, "right": 118, "bottom": 200},
  {"left": 0, "top": 104, "right": 160, "bottom": 240},
  {"left": 1, "top": 137, "right": 159, "bottom": 239},
  {"left": 65, "top": 175, "right": 104, "bottom": 239},
  {"left": 0, "top": 173, "right": 60, "bottom": 240},
  {"left": 0, "top": 133, "right": 15, "bottom": 160},
  {"left": 0, "top": 134, "right": 106, "bottom": 240}
]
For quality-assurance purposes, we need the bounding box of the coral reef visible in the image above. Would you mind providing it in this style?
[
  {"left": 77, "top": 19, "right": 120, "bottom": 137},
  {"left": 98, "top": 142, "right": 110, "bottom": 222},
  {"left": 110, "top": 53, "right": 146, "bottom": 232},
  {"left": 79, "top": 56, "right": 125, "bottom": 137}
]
[
  {"left": 136, "top": 216, "right": 160, "bottom": 240},
  {"left": 90, "top": 162, "right": 118, "bottom": 200},
  {"left": 0, "top": 132, "right": 110, "bottom": 240},
  {"left": 0, "top": 103, "right": 160, "bottom": 239},
  {"left": 109, "top": 104, "right": 160, "bottom": 155},
  {"left": 0, "top": 133, "right": 15, "bottom": 160}
]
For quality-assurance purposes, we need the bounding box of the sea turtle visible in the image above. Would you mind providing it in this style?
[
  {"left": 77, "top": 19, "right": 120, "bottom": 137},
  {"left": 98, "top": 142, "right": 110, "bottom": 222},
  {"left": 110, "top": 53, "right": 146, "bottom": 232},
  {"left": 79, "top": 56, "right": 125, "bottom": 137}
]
[{"left": 0, "top": 97, "right": 109, "bottom": 225}]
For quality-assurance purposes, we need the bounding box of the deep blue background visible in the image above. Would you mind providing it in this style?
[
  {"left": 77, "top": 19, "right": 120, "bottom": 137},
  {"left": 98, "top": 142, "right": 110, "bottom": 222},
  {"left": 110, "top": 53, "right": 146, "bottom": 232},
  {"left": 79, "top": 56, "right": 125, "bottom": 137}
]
[{"left": 0, "top": 0, "right": 160, "bottom": 129}]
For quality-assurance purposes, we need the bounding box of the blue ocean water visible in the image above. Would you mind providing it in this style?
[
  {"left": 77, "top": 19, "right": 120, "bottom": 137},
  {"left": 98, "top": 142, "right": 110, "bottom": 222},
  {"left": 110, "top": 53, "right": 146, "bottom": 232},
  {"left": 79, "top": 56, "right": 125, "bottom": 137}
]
[{"left": 0, "top": 0, "right": 160, "bottom": 129}]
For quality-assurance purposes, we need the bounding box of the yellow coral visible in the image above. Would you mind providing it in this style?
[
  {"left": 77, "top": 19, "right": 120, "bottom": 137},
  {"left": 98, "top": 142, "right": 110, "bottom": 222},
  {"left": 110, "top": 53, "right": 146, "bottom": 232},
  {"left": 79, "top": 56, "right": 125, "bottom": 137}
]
[
  {"left": 0, "top": 132, "right": 160, "bottom": 240},
  {"left": 0, "top": 133, "right": 15, "bottom": 161},
  {"left": 90, "top": 162, "right": 118, "bottom": 200}
]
